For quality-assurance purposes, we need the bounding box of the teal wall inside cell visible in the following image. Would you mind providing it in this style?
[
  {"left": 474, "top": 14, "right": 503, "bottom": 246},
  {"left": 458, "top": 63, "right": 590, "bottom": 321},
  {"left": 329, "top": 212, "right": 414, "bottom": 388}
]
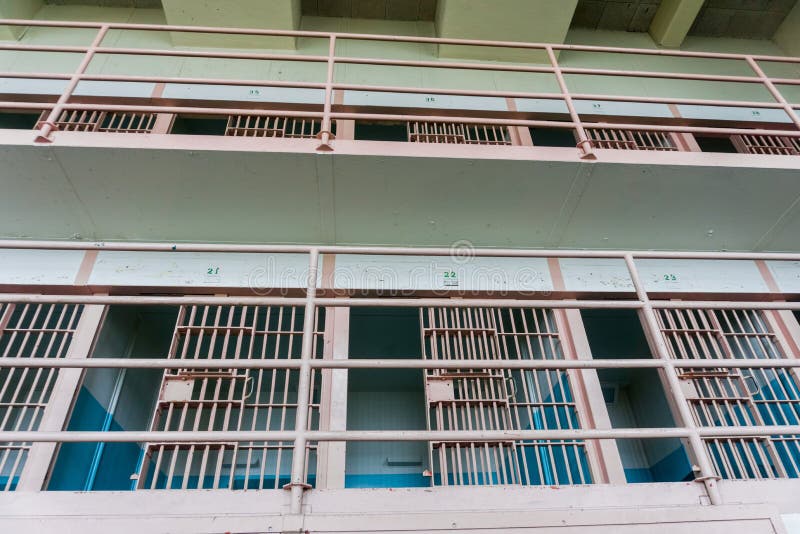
[
  {"left": 582, "top": 309, "right": 693, "bottom": 484},
  {"left": 48, "top": 306, "right": 175, "bottom": 491}
]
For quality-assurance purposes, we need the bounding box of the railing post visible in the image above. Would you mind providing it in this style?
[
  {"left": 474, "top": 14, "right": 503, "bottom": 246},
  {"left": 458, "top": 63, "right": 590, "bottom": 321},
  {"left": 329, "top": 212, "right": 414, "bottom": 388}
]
[
  {"left": 623, "top": 254, "right": 722, "bottom": 505},
  {"left": 545, "top": 45, "right": 595, "bottom": 160},
  {"left": 746, "top": 56, "right": 800, "bottom": 133},
  {"left": 34, "top": 24, "right": 109, "bottom": 143},
  {"left": 284, "top": 248, "right": 319, "bottom": 515},
  {"left": 316, "top": 35, "right": 337, "bottom": 152}
]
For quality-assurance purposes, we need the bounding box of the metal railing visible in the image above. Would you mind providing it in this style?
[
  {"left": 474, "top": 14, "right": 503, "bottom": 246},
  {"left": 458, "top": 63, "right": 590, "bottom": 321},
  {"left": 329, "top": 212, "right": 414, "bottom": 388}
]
[
  {"left": 0, "top": 241, "right": 799, "bottom": 509},
  {"left": 0, "top": 19, "right": 798, "bottom": 157}
]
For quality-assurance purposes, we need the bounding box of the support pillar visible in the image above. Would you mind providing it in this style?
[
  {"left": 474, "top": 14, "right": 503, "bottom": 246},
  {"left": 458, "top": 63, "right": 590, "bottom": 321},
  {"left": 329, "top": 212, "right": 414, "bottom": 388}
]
[
  {"left": 435, "top": 0, "right": 578, "bottom": 63},
  {"left": 0, "top": 1, "right": 43, "bottom": 41},
  {"left": 316, "top": 303, "right": 349, "bottom": 489},
  {"left": 548, "top": 258, "right": 626, "bottom": 484},
  {"left": 161, "top": 0, "right": 302, "bottom": 49},
  {"left": 649, "top": 0, "right": 704, "bottom": 48},
  {"left": 776, "top": 1, "right": 800, "bottom": 57}
]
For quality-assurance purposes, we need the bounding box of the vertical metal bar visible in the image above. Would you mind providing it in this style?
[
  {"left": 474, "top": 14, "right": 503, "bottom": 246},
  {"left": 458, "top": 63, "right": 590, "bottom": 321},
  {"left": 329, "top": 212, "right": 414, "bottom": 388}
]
[
  {"left": 35, "top": 25, "right": 110, "bottom": 143},
  {"left": 545, "top": 45, "right": 594, "bottom": 160},
  {"left": 317, "top": 36, "right": 337, "bottom": 152},
  {"left": 623, "top": 254, "right": 722, "bottom": 505},
  {"left": 746, "top": 57, "right": 800, "bottom": 133},
  {"left": 286, "top": 249, "right": 319, "bottom": 514}
]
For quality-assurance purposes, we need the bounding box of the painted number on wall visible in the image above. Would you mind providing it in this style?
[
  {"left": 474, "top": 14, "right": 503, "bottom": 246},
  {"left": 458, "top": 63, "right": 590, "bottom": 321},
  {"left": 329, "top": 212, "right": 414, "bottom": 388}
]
[
  {"left": 443, "top": 271, "right": 458, "bottom": 287},
  {"left": 663, "top": 274, "right": 678, "bottom": 281},
  {"left": 207, "top": 267, "right": 220, "bottom": 275}
]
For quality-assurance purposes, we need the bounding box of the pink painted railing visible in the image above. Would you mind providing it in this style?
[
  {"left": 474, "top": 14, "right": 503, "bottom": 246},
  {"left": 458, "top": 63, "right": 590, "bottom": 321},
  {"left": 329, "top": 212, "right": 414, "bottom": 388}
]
[{"left": 0, "top": 19, "right": 798, "bottom": 156}]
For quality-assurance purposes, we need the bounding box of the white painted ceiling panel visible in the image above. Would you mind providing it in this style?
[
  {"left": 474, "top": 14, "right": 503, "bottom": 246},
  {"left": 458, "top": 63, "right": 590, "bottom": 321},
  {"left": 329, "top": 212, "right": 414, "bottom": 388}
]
[
  {"left": 559, "top": 258, "right": 770, "bottom": 293},
  {"left": 766, "top": 260, "right": 800, "bottom": 293},
  {"left": 344, "top": 90, "right": 508, "bottom": 111},
  {"left": 0, "top": 249, "right": 85, "bottom": 285},
  {"left": 676, "top": 104, "right": 792, "bottom": 123},
  {"left": 333, "top": 254, "right": 552, "bottom": 292},
  {"left": 161, "top": 84, "right": 325, "bottom": 104},
  {"left": 88, "top": 251, "right": 317, "bottom": 288}
]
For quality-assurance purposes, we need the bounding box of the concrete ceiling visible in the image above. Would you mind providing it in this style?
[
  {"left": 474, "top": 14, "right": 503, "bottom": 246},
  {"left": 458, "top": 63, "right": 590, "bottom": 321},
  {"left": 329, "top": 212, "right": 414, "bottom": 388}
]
[
  {"left": 301, "top": 0, "right": 437, "bottom": 21},
  {"left": 689, "top": 0, "right": 798, "bottom": 39},
  {"left": 572, "top": 0, "right": 662, "bottom": 31},
  {"left": 1, "top": 133, "right": 799, "bottom": 252}
]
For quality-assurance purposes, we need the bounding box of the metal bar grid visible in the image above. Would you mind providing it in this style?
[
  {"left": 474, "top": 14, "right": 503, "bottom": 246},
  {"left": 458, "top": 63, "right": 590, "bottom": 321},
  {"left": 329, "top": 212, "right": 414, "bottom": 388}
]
[
  {"left": 224, "top": 115, "right": 322, "bottom": 139},
  {"left": 0, "top": 302, "right": 83, "bottom": 491},
  {"left": 421, "top": 307, "right": 590, "bottom": 487},
  {"left": 36, "top": 109, "right": 157, "bottom": 134},
  {"left": 138, "top": 304, "right": 325, "bottom": 491},
  {"left": 0, "top": 18, "right": 798, "bottom": 152},
  {"left": 658, "top": 308, "right": 800, "bottom": 481},
  {"left": 407, "top": 122, "right": 511, "bottom": 145},
  {"left": 731, "top": 134, "right": 800, "bottom": 155},
  {"left": 586, "top": 127, "right": 678, "bottom": 151}
]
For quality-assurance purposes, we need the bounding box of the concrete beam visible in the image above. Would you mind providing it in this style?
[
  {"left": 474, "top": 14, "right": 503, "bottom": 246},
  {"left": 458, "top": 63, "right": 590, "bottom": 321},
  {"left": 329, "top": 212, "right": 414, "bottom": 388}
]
[
  {"left": 435, "top": 0, "right": 579, "bottom": 63},
  {"left": 0, "top": 0, "right": 44, "bottom": 40},
  {"left": 775, "top": 0, "right": 800, "bottom": 57},
  {"left": 161, "top": 0, "right": 301, "bottom": 49},
  {"left": 649, "top": 0, "right": 704, "bottom": 49}
]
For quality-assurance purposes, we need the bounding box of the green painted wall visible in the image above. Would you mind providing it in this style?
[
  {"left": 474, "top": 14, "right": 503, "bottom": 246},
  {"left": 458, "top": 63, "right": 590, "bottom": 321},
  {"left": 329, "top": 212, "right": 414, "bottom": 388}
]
[{"left": 0, "top": 6, "right": 798, "bottom": 104}]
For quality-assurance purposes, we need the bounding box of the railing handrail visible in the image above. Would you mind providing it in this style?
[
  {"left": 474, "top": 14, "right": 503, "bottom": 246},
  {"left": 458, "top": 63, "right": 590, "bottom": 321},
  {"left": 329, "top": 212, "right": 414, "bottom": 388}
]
[{"left": 2, "top": 18, "right": 800, "bottom": 153}]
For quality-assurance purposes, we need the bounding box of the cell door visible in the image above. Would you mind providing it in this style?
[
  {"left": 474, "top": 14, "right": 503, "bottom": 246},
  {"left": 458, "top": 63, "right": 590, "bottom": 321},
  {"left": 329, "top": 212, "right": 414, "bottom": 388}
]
[
  {"left": 657, "top": 308, "right": 800, "bottom": 480},
  {"left": 421, "top": 307, "right": 591, "bottom": 487},
  {"left": 0, "top": 303, "right": 84, "bottom": 491},
  {"left": 136, "top": 304, "right": 324, "bottom": 490}
]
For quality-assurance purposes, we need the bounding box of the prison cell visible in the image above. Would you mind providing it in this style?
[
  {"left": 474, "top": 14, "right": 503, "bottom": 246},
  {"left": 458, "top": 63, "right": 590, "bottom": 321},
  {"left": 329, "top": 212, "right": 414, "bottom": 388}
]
[
  {"left": 420, "top": 307, "right": 589, "bottom": 487},
  {"left": 0, "top": 302, "right": 84, "bottom": 491},
  {"left": 731, "top": 134, "right": 800, "bottom": 156},
  {"left": 36, "top": 110, "right": 158, "bottom": 133},
  {"left": 586, "top": 128, "right": 678, "bottom": 151},
  {"left": 407, "top": 122, "right": 512, "bottom": 145},
  {"left": 657, "top": 308, "right": 800, "bottom": 480},
  {"left": 137, "top": 304, "right": 325, "bottom": 490},
  {"left": 224, "top": 115, "right": 322, "bottom": 139}
]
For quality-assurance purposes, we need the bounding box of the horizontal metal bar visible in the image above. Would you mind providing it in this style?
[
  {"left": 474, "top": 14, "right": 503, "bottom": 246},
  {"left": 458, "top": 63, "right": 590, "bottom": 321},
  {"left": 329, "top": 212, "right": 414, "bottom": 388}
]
[
  {"left": 60, "top": 103, "right": 325, "bottom": 118},
  {"left": 560, "top": 66, "right": 762, "bottom": 84},
  {"left": 4, "top": 295, "right": 799, "bottom": 311},
  {"left": 0, "top": 72, "right": 73, "bottom": 80},
  {"left": 571, "top": 93, "right": 787, "bottom": 109},
  {"left": 586, "top": 122, "right": 800, "bottom": 137},
  {"left": 332, "top": 111, "right": 800, "bottom": 137},
  {"left": 0, "top": 430, "right": 684, "bottom": 442},
  {"left": 2, "top": 240, "right": 800, "bottom": 262},
  {"left": 0, "top": 294, "right": 309, "bottom": 306},
  {"left": 653, "top": 301, "right": 800, "bottom": 310},
  {"left": 331, "top": 112, "right": 576, "bottom": 129},
  {"left": 332, "top": 83, "right": 566, "bottom": 101},
  {"left": 2, "top": 426, "right": 800, "bottom": 443},
  {"left": 0, "top": 43, "right": 87, "bottom": 54},
  {"left": 93, "top": 46, "right": 329, "bottom": 64},
  {"left": 333, "top": 83, "right": 787, "bottom": 110},
  {"left": 0, "top": 101, "right": 55, "bottom": 110},
  {"left": 77, "top": 74, "right": 327, "bottom": 90},
  {"left": 0, "top": 358, "right": 666, "bottom": 370},
  {"left": 2, "top": 358, "right": 800, "bottom": 370}
]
